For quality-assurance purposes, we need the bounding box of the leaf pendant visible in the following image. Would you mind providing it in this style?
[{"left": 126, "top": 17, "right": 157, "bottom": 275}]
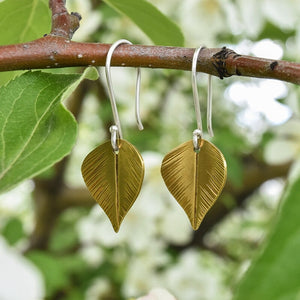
[
  {"left": 161, "top": 139, "right": 227, "bottom": 230},
  {"left": 81, "top": 139, "right": 144, "bottom": 232}
]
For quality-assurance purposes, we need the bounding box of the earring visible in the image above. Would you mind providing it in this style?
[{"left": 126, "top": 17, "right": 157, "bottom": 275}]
[
  {"left": 161, "top": 47, "right": 227, "bottom": 230},
  {"left": 81, "top": 39, "right": 144, "bottom": 233}
]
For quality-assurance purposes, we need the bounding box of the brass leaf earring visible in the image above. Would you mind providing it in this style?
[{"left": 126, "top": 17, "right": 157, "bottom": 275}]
[
  {"left": 161, "top": 47, "right": 227, "bottom": 230},
  {"left": 81, "top": 39, "right": 144, "bottom": 232}
]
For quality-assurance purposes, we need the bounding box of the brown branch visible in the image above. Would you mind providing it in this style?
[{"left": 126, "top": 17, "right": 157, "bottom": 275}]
[
  {"left": 0, "top": 0, "right": 299, "bottom": 84},
  {"left": 0, "top": 37, "right": 299, "bottom": 85},
  {"left": 49, "top": 0, "right": 81, "bottom": 39}
]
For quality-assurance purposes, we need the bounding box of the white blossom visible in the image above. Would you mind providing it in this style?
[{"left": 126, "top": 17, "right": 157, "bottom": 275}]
[
  {"left": 66, "top": 0, "right": 101, "bottom": 42},
  {"left": 264, "top": 118, "right": 300, "bottom": 165},
  {"left": 137, "top": 288, "right": 177, "bottom": 300},
  {"left": 0, "top": 238, "right": 45, "bottom": 300},
  {"left": 85, "top": 278, "right": 111, "bottom": 300},
  {"left": 80, "top": 244, "right": 104, "bottom": 267}
]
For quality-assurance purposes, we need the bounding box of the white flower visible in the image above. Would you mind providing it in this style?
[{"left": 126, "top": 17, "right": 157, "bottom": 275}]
[
  {"left": 0, "top": 180, "right": 35, "bottom": 234},
  {"left": 66, "top": 0, "right": 101, "bottom": 41},
  {"left": 162, "top": 249, "right": 231, "bottom": 300},
  {"left": 77, "top": 196, "right": 158, "bottom": 249},
  {"left": 0, "top": 180, "right": 34, "bottom": 214},
  {"left": 158, "top": 201, "right": 193, "bottom": 245},
  {"left": 0, "top": 238, "right": 45, "bottom": 300},
  {"left": 251, "top": 39, "right": 283, "bottom": 60},
  {"left": 178, "top": 0, "right": 228, "bottom": 46},
  {"left": 85, "top": 278, "right": 111, "bottom": 300},
  {"left": 226, "top": 79, "right": 291, "bottom": 140},
  {"left": 80, "top": 244, "right": 104, "bottom": 267},
  {"left": 236, "top": 0, "right": 264, "bottom": 37},
  {"left": 262, "top": 0, "right": 300, "bottom": 30},
  {"left": 122, "top": 241, "right": 170, "bottom": 297},
  {"left": 137, "top": 288, "right": 177, "bottom": 300},
  {"left": 264, "top": 118, "right": 300, "bottom": 165},
  {"left": 122, "top": 257, "right": 158, "bottom": 297}
]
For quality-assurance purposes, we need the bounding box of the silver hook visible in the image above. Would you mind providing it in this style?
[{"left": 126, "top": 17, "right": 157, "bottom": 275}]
[
  {"left": 191, "top": 47, "right": 203, "bottom": 135},
  {"left": 207, "top": 74, "right": 214, "bottom": 137},
  {"left": 135, "top": 67, "right": 144, "bottom": 130},
  {"left": 191, "top": 47, "right": 214, "bottom": 151},
  {"left": 105, "top": 39, "right": 143, "bottom": 150}
]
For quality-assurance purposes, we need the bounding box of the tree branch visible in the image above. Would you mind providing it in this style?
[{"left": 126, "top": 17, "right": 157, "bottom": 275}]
[
  {"left": 49, "top": 0, "right": 81, "bottom": 39},
  {"left": 0, "top": 0, "right": 299, "bottom": 84},
  {"left": 0, "top": 37, "right": 299, "bottom": 84}
]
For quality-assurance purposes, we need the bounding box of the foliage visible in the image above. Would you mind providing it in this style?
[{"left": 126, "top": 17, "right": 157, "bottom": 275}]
[
  {"left": 234, "top": 171, "right": 300, "bottom": 300},
  {"left": 2, "top": 217, "right": 25, "bottom": 245},
  {"left": 0, "top": 68, "right": 98, "bottom": 193},
  {"left": 0, "top": 0, "right": 50, "bottom": 45},
  {"left": 103, "top": 0, "right": 184, "bottom": 46},
  {"left": 0, "top": 0, "right": 300, "bottom": 299},
  {"left": 0, "top": 0, "right": 51, "bottom": 85}
]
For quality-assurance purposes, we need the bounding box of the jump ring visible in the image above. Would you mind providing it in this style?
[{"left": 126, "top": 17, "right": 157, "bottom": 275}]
[
  {"left": 193, "top": 129, "right": 202, "bottom": 153},
  {"left": 110, "top": 125, "right": 120, "bottom": 153}
]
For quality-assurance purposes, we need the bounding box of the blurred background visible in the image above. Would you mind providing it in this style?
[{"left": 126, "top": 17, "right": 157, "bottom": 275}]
[{"left": 0, "top": 0, "right": 300, "bottom": 299}]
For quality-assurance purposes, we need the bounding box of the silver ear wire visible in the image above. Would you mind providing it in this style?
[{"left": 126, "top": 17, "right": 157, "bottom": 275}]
[
  {"left": 191, "top": 47, "right": 214, "bottom": 141},
  {"left": 135, "top": 67, "right": 144, "bottom": 130},
  {"left": 105, "top": 39, "right": 143, "bottom": 147},
  {"left": 191, "top": 47, "right": 203, "bottom": 136},
  {"left": 207, "top": 74, "right": 214, "bottom": 137}
]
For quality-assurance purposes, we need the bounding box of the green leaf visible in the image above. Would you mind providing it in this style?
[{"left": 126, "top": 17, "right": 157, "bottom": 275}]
[
  {"left": 103, "top": 0, "right": 184, "bottom": 46},
  {"left": 0, "top": 0, "right": 51, "bottom": 45},
  {"left": 27, "top": 251, "right": 87, "bottom": 297},
  {"left": 49, "top": 220, "right": 79, "bottom": 252},
  {"left": 257, "top": 21, "right": 296, "bottom": 43},
  {"left": 234, "top": 172, "right": 300, "bottom": 300},
  {"left": 2, "top": 217, "right": 25, "bottom": 245},
  {"left": 59, "top": 255, "right": 87, "bottom": 275},
  {"left": 27, "top": 251, "right": 69, "bottom": 296},
  {"left": 0, "top": 71, "right": 22, "bottom": 88},
  {"left": 0, "top": 67, "right": 98, "bottom": 193}
]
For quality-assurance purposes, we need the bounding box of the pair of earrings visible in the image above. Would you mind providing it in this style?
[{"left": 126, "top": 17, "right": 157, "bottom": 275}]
[{"left": 81, "top": 40, "right": 227, "bottom": 232}]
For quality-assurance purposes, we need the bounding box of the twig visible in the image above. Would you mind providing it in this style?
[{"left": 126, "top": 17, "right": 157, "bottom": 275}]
[
  {"left": 49, "top": 0, "right": 81, "bottom": 39},
  {"left": 0, "top": 38, "right": 299, "bottom": 85},
  {"left": 0, "top": 0, "right": 298, "bottom": 84}
]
